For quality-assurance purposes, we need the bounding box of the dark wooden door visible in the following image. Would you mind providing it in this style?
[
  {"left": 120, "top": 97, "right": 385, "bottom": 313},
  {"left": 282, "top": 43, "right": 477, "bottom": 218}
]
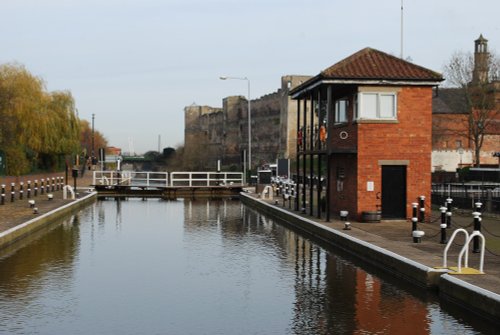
[{"left": 381, "top": 165, "right": 407, "bottom": 219}]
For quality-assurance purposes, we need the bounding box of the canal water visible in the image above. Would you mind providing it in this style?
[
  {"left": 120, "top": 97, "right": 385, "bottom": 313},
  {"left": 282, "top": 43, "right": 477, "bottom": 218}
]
[{"left": 0, "top": 198, "right": 493, "bottom": 334}]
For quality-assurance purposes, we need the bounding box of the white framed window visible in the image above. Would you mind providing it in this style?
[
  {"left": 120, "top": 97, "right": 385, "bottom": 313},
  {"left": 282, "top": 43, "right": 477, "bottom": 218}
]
[
  {"left": 357, "top": 92, "right": 397, "bottom": 120},
  {"left": 335, "top": 98, "right": 348, "bottom": 124}
]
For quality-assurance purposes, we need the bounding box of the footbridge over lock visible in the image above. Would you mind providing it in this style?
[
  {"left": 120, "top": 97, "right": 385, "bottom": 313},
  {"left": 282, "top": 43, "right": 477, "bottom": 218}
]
[{"left": 92, "top": 170, "right": 244, "bottom": 199}]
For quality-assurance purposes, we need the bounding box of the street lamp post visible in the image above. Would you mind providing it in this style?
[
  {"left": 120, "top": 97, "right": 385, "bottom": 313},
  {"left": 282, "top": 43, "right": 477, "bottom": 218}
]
[
  {"left": 91, "top": 113, "right": 95, "bottom": 160},
  {"left": 220, "top": 76, "right": 251, "bottom": 182}
]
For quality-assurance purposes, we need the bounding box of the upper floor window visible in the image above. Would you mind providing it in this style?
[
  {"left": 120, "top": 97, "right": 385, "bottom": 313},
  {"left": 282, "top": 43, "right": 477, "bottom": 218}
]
[
  {"left": 357, "top": 92, "right": 397, "bottom": 120},
  {"left": 335, "top": 98, "right": 348, "bottom": 124}
]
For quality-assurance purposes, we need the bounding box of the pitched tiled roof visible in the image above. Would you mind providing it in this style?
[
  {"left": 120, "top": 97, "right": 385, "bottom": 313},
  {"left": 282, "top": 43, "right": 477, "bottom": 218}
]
[
  {"left": 432, "top": 88, "right": 469, "bottom": 114},
  {"left": 320, "top": 47, "right": 443, "bottom": 81}
]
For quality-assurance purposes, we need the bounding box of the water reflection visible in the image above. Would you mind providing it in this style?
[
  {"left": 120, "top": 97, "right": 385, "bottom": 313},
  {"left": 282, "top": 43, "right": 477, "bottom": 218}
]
[{"left": 0, "top": 199, "right": 489, "bottom": 334}]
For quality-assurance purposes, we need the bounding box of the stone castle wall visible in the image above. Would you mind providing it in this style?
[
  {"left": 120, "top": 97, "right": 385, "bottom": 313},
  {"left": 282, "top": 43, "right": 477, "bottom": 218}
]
[{"left": 184, "top": 76, "right": 311, "bottom": 170}]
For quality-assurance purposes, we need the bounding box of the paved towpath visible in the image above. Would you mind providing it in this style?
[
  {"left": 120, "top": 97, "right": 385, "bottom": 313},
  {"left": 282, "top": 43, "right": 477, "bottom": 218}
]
[
  {"left": 0, "top": 174, "right": 94, "bottom": 235},
  {"left": 256, "top": 193, "right": 500, "bottom": 297}
]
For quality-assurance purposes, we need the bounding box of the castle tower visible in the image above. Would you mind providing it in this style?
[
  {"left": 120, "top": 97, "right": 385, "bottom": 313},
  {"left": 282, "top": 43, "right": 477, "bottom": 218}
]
[{"left": 473, "top": 34, "right": 489, "bottom": 84}]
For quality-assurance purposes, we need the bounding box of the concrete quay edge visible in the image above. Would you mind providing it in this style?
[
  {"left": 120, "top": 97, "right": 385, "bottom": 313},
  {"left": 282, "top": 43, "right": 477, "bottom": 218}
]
[
  {"left": 240, "top": 192, "right": 500, "bottom": 322},
  {"left": 439, "top": 274, "right": 500, "bottom": 322},
  {"left": 0, "top": 192, "right": 97, "bottom": 249}
]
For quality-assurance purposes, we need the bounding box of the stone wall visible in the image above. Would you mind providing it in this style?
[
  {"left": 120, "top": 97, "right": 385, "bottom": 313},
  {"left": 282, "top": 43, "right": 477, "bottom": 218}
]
[{"left": 184, "top": 75, "right": 311, "bottom": 171}]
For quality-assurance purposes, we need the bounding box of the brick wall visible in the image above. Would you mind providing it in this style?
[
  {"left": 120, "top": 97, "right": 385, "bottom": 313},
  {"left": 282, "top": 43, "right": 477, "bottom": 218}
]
[
  {"left": 329, "top": 154, "right": 358, "bottom": 219},
  {"left": 356, "top": 87, "right": 433, "bottom": 219}
]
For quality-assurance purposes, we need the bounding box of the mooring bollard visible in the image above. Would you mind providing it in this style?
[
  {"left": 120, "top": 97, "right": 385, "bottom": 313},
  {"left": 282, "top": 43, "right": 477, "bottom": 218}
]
[
  {"left": 34, "top": 180, "right": 38, "bottom": 197},
  {"left": 446, "top": 197, "right": 453, "bottom": 228},
  {"left": 473, "top": 203, "right": 482, "bottom": 253},
  {"left": 411, "top": 202, "right": 418, "bottom": 232},
  {"left": 19, "top": 182, "right": 24, "bottom": 200},
  {"left": 440, "top": 206, "right": 448, "bottom": 244},
  {"left": 418, "top": 196, "right": 425, "bottom": 223},
  {"left": 475, "top": 201, "right": 482, "bottom": 213},
  {"left": 340, "top": 210, "right": 350, "bottom": 230},
  {"left": 412, "top": 230, "right": 425, "bottom": 243},
  {"left": 10, "top": 183, "right": 15, "bottom": 202}
]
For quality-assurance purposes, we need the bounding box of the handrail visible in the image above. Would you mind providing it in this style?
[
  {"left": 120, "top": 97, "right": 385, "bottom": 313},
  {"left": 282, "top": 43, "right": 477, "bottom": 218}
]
[
  {"left": 93, "top": 171, "right": 243, "bottom": 188},
  {"left": 443, "top": 228, "right": 485, "bottom": 274},
  {"left": 458, "top": 231, "right": 485, "bottom": 273},
  {"left": 170, "top": 172, "right": 243, "bottom": 187},
  {"left": 443, "top": 228, "right": 469, "bottom": 268}
]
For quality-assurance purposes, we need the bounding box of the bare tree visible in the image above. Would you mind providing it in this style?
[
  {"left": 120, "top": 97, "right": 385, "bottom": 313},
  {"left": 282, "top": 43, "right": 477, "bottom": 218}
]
[{"left": 443, "top": 51, "right": 500, "bottom": 167}]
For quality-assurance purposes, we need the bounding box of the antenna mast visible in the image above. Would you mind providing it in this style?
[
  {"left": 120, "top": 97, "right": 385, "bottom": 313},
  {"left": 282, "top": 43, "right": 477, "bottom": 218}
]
[{"left": 400, "top": 0, "right": 404, "bottom": 59}]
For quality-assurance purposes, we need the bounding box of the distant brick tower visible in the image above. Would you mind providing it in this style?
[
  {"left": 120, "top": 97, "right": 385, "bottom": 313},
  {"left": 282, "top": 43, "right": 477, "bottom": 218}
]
[{"left": 472, "top": 34, "right": 489, "bottom": 84}]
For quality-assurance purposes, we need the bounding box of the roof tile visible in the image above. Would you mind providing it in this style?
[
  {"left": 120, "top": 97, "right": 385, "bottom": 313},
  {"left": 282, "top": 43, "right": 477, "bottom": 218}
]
[{"left": 320, "top": 47, "right": 443, "bottom": 81}]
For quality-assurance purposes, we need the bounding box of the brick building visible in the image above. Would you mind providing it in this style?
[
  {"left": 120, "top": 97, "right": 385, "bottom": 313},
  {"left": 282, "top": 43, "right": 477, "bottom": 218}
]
[
  {"left": 290, "top": 48, "right": 443, "bottom": 221},
  {"left": 432, "top": 35, "right": 500, "bottom": 172}
]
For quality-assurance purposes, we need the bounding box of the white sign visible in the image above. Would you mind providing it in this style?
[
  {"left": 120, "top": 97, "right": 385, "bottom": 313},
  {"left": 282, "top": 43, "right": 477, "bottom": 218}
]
[{"left": 367, "top": 181, "right": 374, "bottom": 192}]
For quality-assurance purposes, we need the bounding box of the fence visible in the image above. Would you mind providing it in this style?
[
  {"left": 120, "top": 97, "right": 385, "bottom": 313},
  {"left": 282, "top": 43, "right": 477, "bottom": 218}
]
[
  {"left": 93, "top": 171, "right": 134, "bottom": 187},
  {"left": 93, "top": 171, "right": 243, "bottom": 188},
  {"left": 431, "top": 183, "right": 500, "bottom": 213},
  {"left": 0, "top": 176, "right": 65, "bottom": 205},
  {"left": 169, "top": 172, "right": 243, "bottom": 187}
]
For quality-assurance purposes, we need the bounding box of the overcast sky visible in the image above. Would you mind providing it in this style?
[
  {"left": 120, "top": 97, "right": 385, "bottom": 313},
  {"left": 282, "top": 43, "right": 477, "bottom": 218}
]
[{"left": 1, "top": 0, "right": 498, "bottom": 154}]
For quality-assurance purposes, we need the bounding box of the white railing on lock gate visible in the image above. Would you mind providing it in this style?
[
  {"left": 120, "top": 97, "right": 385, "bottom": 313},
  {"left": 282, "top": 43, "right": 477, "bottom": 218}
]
[
  {"left": 93, "top": 171, "right": 242, "bottom": 188},
  {"left": 169, "top": 172, "right": 243, "bottom": 187},
  {"left": 93, "top": 171, "right": 134, "bottom": 186},
  {"left": 126, "top": 171, "right": 169, "bottom": 187}
]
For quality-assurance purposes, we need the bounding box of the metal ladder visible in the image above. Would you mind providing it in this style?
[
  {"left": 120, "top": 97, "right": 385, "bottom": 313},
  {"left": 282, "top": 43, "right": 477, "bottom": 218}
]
[{"left": 442, "top": 228, "right": 485, "bottom": 274}]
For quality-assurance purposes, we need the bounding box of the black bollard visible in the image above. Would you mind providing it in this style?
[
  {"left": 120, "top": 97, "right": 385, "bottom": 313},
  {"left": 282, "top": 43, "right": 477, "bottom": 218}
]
[
  {"left": 19, "top": 182, "right": 24, "bottom": 200},
  {"left": 10, "top": 183, "right": 15, "bottom": 202},
  {"left": 472, "top": 203, "right": 482, "bottom": 253},
  {"left": 34, "top": 180, "right": 38, "bottom": 197},
  {"left": 446, "top": 198, "right": 453, "bottom": 228},
  {"left": 439, "top": 206, "right": 448, "bottom": 244},
  {"left": 475, "top": 201, "right": 482, "bottom": 213},
  {"left": 52, "top": 178, "right": 55, "bottom": 192},
  {"left": 41, "top": 179, "right": 45, "bottom": 195},
  {"left": 411, "top": 202, "right": 418, "bottom": 231},
  {"left": 1, "top": 184, "right": 4, "bottom": 197},
  {"left": 418, "top": 196, "right": 425, "bottom": 223},
  {"left": 1, "top": 193, "right": 4, "bottom": 205},
  {"left": 27, "top": 181, "right": 31, "bottom": 198}
]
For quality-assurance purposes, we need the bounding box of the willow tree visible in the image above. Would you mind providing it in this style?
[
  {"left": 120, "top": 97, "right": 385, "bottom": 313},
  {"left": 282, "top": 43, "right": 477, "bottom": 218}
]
[
  {"left": 37, "top": 91, "right": 81, "bottom": 170},
  {"left": 0, "top": 63, "right": 81, "bottom": 175}
]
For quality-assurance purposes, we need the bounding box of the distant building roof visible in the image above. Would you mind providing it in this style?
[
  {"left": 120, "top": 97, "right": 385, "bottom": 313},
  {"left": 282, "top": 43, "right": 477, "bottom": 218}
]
[
  {"left": 291, "top": 48, "right": 443, "bottom": 98},
  {"left": 433, "top": 88, "right": 469, "bottom": 114}
]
